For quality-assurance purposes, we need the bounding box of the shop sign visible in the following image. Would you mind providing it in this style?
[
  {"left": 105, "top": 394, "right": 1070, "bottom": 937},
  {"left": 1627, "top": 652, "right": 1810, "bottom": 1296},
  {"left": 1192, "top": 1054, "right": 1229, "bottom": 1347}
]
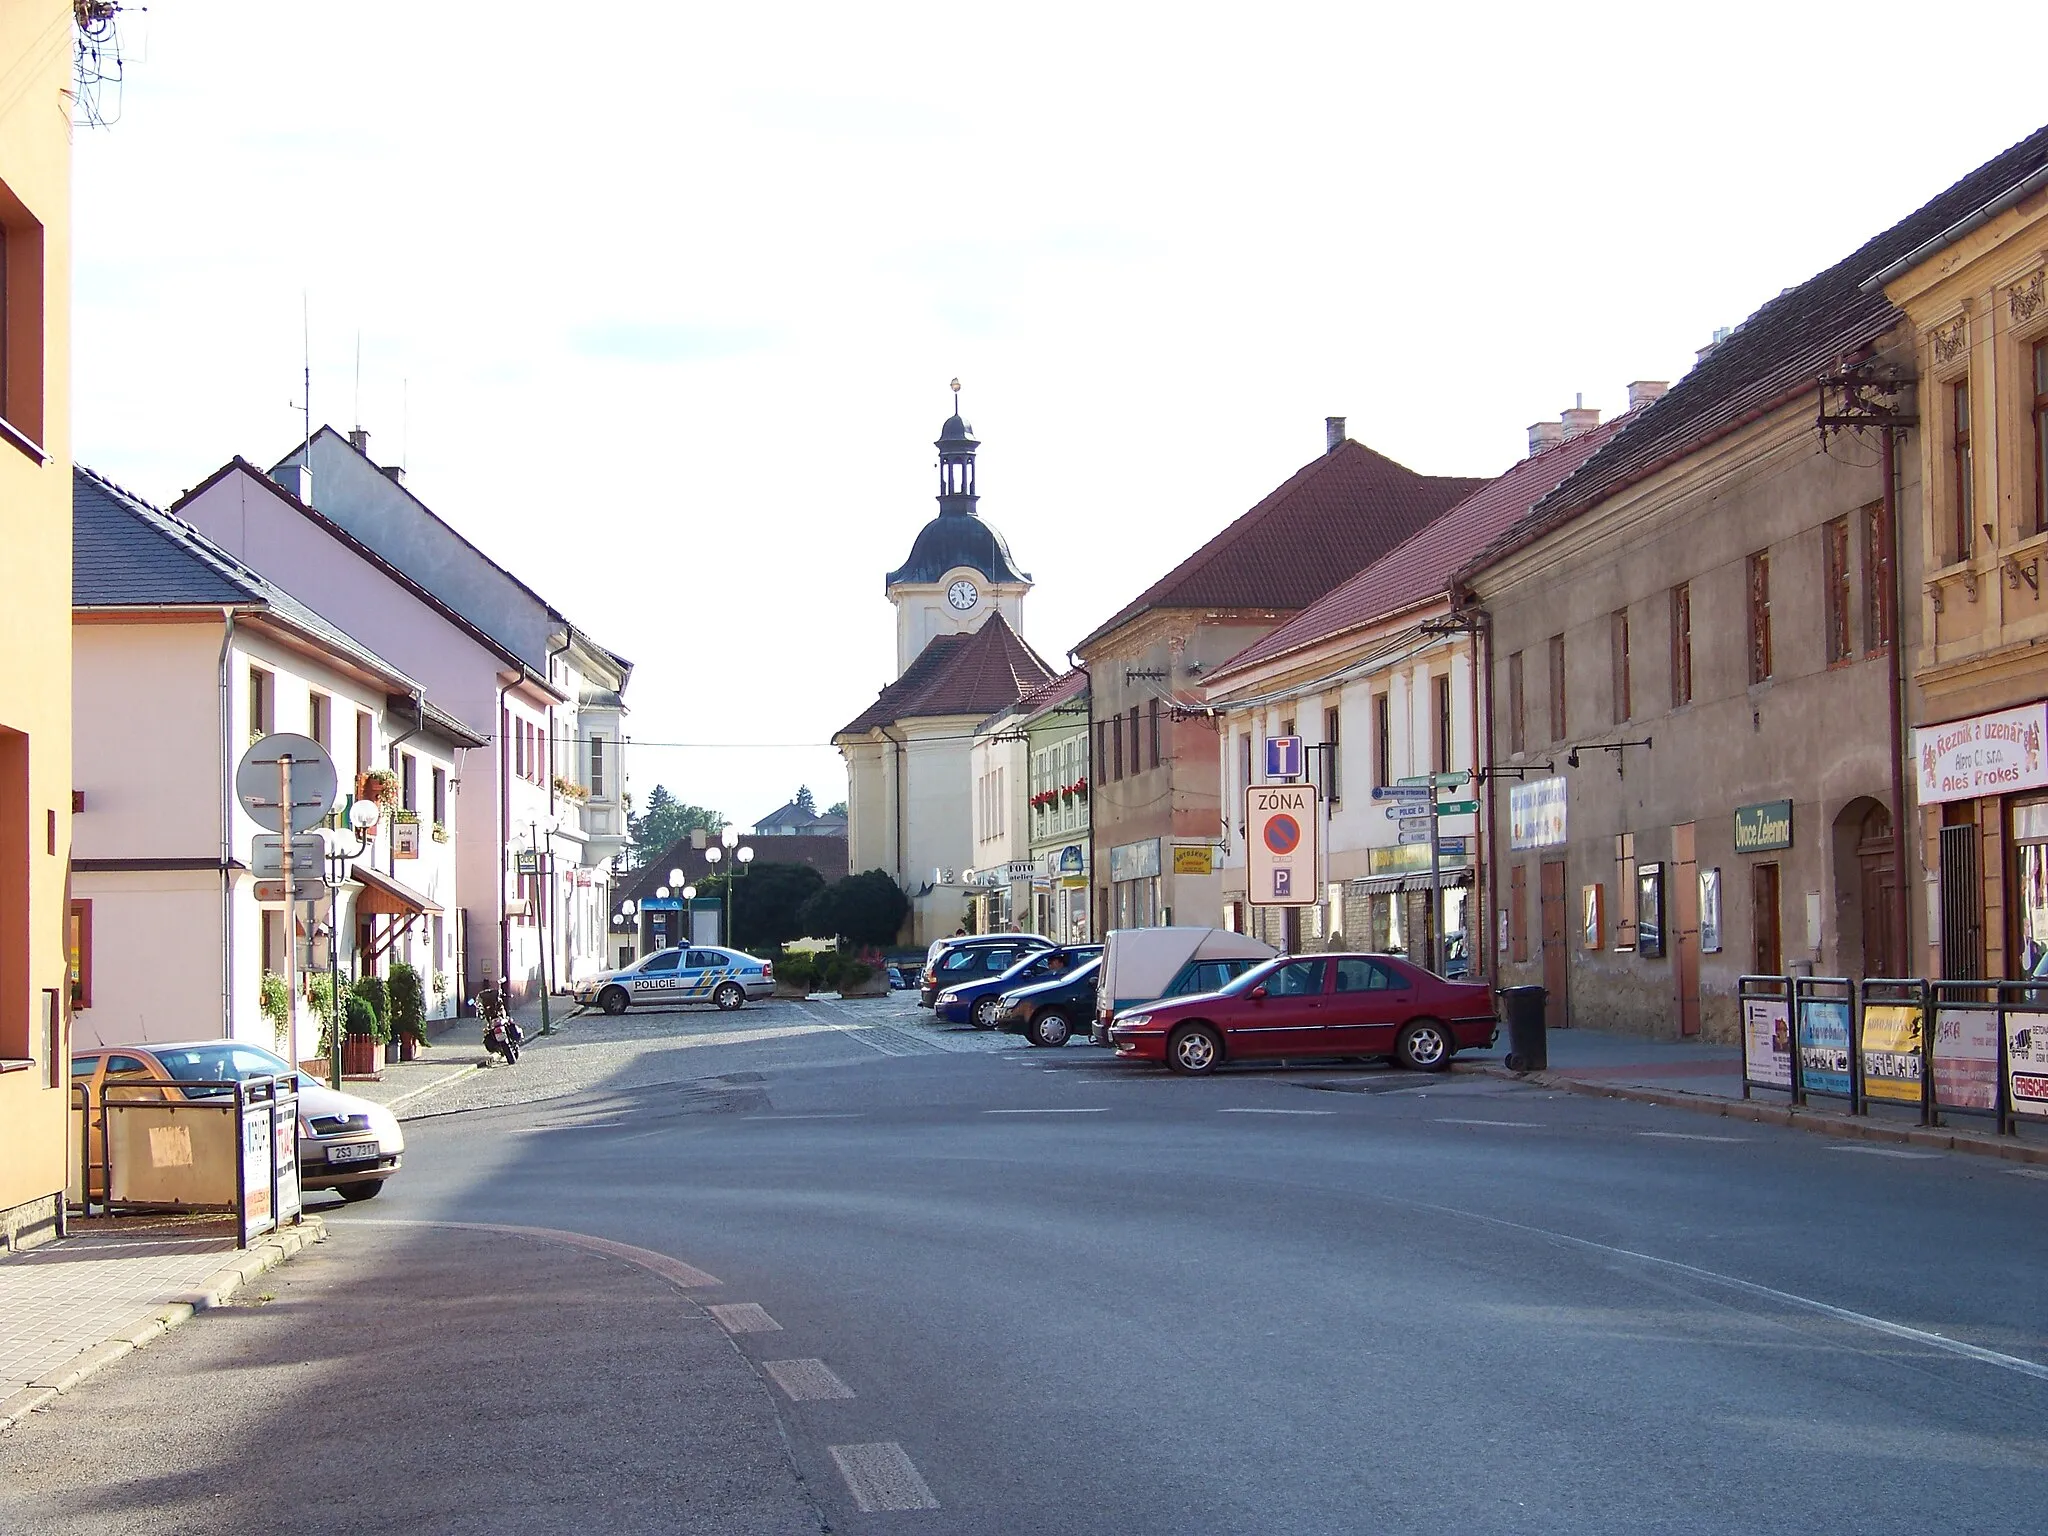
[
  {"left": 1508, "top": 777, "right": 1567, "bottom": 850},
  {"left": 1932, "top": 1007, "right": 1999, "bottom": 1111},
  {"left": 1797, "top": 998, "right": 1853, "bottom": 1098},
  {"left": 1859, "top": 1003, "right": 1925, "bottom": 1105},
  {"left": 1699, "top": 868, "right": 1723, "bottom": 953},
  {"left": 1732, "top": 800, "right": 1793, "bottom": 854},
  {"left": 1058, "top": 875, "right": 1089, "bottom": 889},
  {"left": 1742, "top": 996, "right": 1793, "bottom": 1090},
  {"left": 1057, "top": 845, "right": 1085, "bottom": 874},
  {"left": 1914, "top": 701, "right": 2048, "bottom": 805},
  {"left": 1172, "top": 845, "right": 1214, "bottom": 877},
  {"left": 1370, "top": 843, "right": 1433, "bottom": 875},
  {"left": 2008, "top": 1016, "right": 2048, "bottom": 1118},
  {"left": 1108, "top": 838, "right": 1160, "bottom": 883},
  {"left": 393, "top": 821, "right": 421, "bottom": 861}
]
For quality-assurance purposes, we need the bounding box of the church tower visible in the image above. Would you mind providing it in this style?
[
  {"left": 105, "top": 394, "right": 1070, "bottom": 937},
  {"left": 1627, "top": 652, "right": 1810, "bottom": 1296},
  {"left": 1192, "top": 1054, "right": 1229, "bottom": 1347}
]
[{"left": 885, "top": 384, "right": 1031, "bottom": 676}]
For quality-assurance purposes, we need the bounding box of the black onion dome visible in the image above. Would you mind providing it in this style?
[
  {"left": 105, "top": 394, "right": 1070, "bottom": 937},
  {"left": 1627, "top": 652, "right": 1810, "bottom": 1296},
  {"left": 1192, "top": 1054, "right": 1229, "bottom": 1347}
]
[
  {"left": 938, "top": 413, "right": 977, "bottom": 445},
  {"left": 886, "top": 514, "right": 1029, "bottom": 589}
]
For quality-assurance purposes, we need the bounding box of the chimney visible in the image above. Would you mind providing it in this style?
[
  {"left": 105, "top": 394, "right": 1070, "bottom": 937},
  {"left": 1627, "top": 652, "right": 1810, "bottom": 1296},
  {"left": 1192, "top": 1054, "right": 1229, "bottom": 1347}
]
[
  {"left": 347, "top": 427, "right": 370, "bottom": 456},
  {"left": 1626, "top": 380, "right": 1669, "bottom": 411},
  {"left": 1696, "top": 325, "right": 1732, "bottom": 365},
  {"left": 1560, "top": 393, "right": 1601, "bottom": 440},
  {"left": 381, "top": 464, "right": 406, "bottom": 486},
  {"left": 1527, "top": 420, "right": 1564, "bottom": 455},
  {"left": 1325, "top": 417, "right": 1346, "bottom": 454},
  {"left": 271, "top": 460, "right": 313, "bottom": 505},
  {"left": 690, "top": 828, "right": 708, "bottom": 851}
]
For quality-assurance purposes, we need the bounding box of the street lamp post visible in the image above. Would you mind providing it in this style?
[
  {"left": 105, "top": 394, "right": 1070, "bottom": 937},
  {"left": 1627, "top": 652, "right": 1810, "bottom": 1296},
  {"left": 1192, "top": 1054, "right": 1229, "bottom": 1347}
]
[
  {"left": 617, "top": 898, "right": 637, "bottom": 961},
  {"left": 702, "top": 829, "right": 754, "bottom": 948},
  {"left": 321, "top": 799, "right": 383, "bottom": 1091}
]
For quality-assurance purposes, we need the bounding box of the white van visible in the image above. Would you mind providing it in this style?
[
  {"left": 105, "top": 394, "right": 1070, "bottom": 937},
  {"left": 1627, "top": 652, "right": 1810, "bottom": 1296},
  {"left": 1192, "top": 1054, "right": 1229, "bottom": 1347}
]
[{"left": 1090, "top": 927, "right": 1278, "bottom": 1044}]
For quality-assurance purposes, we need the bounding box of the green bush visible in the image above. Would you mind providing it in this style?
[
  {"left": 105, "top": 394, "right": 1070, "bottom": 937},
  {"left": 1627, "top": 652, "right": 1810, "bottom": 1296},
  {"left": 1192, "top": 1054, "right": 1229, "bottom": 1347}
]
[
  {"left": 388, "top": 963, "right": 427, "bottom": 1040},
  {"left": 259, "top": 971, "right": 291, "bottom": 1048},
  {"left": 344, "top": 993, "right": 384, "bottom": 1042},
  {"left": 353, "top": 974, "right": 388, "bottom": 1028},
  {"left": 308, "top": 972, "right": 344, "bottom": 1054},
  {"left": 776, "top": 953, "right": 817, "bottom": 990},
  {"left": 838, "top": 960, "right": 874, "bottom": 991}
]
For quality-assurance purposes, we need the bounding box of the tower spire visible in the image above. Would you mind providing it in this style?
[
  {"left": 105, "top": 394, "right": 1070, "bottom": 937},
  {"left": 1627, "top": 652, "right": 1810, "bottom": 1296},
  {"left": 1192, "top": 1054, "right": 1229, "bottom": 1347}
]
[{"left": 936, "top": 379, "right": 980, "bottom": 517}]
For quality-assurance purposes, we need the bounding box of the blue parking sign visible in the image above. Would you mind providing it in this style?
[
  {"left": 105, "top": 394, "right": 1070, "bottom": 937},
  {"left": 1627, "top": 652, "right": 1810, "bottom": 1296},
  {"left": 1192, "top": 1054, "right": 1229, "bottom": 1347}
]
[{"left": 1265, "top": 735, "right": 1303, "bottom": 779}]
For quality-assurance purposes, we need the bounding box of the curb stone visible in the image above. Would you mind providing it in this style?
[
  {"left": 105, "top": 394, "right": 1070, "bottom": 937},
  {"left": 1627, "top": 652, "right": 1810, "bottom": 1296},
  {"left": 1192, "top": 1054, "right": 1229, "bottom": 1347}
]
[
  {"left": 0, "top": 1216, "right": 326, "bottom": 1434},
  {"left": 1474, "top": 1064, "right": 2048, "bottom": 1165}
]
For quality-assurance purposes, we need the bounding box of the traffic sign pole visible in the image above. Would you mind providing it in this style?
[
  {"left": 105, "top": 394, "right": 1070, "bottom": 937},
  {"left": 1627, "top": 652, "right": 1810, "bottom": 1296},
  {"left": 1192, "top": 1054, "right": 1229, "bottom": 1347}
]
[
  {"left": 280, "top": 753, "right": 297, "bottom": 1070},
  {"left": 1429, "top": 778, "right": 1442, "bottom": 975}
]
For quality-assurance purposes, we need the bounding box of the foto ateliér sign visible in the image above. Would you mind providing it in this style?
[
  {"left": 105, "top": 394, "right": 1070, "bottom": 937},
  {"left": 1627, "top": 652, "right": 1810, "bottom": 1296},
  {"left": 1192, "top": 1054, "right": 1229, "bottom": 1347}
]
[
  {"left": 1733, "top": 799, "right": 1794, "bottom": 853},
  {"left": 1915, "top": 702, "right": 2048, "bottom": 804}
]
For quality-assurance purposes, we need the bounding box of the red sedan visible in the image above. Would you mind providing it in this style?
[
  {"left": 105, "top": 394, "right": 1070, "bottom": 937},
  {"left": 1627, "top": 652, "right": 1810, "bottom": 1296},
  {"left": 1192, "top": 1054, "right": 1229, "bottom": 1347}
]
[{"left": 1107, "top": 953, "right": 1498, "bottom": 1075}]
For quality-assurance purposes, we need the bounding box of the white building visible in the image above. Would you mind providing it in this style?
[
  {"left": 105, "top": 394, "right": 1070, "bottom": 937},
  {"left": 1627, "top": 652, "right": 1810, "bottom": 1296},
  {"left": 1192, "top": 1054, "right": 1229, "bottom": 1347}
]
[
  {"left": 835, "top": 403, "right": 1053, "bottom": 944},
  {"left": 71, "top": 468, "right": 481, "bottom": 1056}
]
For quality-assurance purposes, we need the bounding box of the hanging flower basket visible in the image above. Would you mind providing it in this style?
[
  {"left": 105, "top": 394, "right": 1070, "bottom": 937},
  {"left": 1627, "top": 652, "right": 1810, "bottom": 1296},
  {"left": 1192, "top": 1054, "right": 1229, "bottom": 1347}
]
[{"left": 360, "top": 768, "right": 399, "bottom": 807}]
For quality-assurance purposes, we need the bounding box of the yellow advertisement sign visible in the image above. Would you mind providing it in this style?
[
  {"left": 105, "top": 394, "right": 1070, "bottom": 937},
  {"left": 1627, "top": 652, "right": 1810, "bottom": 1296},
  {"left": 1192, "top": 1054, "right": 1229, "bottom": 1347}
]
[
  {"left": 1859, "top": 1003, "right": 1925, "bottom": 1104},
  {"left": 1172, "top": 845, "right": 1214, "bottom": 877}
]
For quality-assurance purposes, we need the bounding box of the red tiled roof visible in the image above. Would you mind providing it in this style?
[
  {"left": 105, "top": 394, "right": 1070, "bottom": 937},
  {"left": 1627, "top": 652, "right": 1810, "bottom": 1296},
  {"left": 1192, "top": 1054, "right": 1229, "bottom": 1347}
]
[
  {"left": 1075, "top": 440, "right": 1484, "bottom": 652},
  {"left": 1465, "top": 121, "right": 2048, "bottom": 579},
  {"left": 836, "top": 613, "right": 1056, "bottom": 736},
  {"left": 1013, "top": 667, "right": 1087, "bottom": 721},
  {"left": 1209, "top": 416, "right": 1631, "bottom": 682}
]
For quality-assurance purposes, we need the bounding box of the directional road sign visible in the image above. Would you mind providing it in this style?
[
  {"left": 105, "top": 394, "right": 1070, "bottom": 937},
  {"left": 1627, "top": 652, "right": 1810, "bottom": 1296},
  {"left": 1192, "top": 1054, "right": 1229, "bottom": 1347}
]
[
  {"left": 252, "top": 833, "right": 324, "bottom": 880},
  {"left": 1371, "top": 784, "right": 1432, "bottom": 801},
  {"left": 1431, "top": 771, "right": 1470, "bottom": 788},
  {"left": 254, "top": 879, "right": 326, "bottom": 906},
  {"left": 1396, "top": 829, "right": 1433, "bottom": 846},
  {"left": 236, "top": 733, "right": 337, "bottom": 834},
  {"left": 1385, "top": 805, "right": 1430, "bottom": 819},
  {"left": 1437, "top": 837, "right": 1470, "bottom": 856},
  {"left": 1246, "top": 781, "right": 1317, "bottom": 907},
  {"left": 1435, "top": 800, "right": 1480, "bottom": 816},
  {"left": 1397, "top": 815, "right": 1432, "bottom": 833}
]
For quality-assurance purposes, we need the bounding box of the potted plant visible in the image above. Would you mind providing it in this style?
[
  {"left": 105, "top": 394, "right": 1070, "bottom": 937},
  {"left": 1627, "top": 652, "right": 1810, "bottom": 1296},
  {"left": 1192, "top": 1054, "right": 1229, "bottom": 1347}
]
[
  {"left": 388, "top": 962, "right": 428, "bottom": 1062},
  {"left": 344, "top": 974, "right": 389, "bottom": 1076},
  {"left": 431, "top": 821, "right": 450, "bottom": 843},
  {"left": 773, "top": 952, "right": 817, "bottom": 999},
  {"left": 359, "top": 767, "right": 399, "bottom": 807},
  {"left": 259, "top": 970, "right": 291, "bottom": 1051}
]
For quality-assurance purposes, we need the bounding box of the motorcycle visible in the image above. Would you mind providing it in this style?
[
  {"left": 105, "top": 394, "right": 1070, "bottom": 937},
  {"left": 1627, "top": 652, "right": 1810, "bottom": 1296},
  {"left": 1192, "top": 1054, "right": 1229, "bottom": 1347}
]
[{"left": 475, "top": 993, "right": 524, "bottom": 1064}]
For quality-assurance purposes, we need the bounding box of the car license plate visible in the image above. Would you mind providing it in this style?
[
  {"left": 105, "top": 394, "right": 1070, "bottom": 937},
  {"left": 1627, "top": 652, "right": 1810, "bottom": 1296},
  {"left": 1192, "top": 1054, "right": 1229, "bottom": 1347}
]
[{"left": 327, "top": 1141, "right": 380, "bottom": 1164}]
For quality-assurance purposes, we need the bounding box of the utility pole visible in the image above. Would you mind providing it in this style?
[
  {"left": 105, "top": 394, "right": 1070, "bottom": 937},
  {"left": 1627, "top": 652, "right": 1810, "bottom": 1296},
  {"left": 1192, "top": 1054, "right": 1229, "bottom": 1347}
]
[{"left": 1819, "top": 359, "right": 1917, "bottom": 972}]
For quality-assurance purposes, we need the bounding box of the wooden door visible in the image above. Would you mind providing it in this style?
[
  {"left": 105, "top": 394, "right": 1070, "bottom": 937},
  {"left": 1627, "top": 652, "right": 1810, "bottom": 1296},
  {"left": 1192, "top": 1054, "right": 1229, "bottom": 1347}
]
[
  {"left": 1859, "top": 805, "right": 1901, "bottom": 977},
  {"left": 1673, "top": 822, "right": 1701, "bottom": 1036},
  {"left": 1752, "top": 862, "right": 1782, "bottom": 975},
  {"left": 1540, "top": 858, "right": 1568, "bottom": 1028}
]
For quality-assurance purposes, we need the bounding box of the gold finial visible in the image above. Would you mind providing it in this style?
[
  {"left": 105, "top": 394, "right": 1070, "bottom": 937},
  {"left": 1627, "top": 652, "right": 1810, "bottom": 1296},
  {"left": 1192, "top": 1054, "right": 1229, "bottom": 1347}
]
[{"left": 950, "top": 377, "right": 961, "bottom": 398}]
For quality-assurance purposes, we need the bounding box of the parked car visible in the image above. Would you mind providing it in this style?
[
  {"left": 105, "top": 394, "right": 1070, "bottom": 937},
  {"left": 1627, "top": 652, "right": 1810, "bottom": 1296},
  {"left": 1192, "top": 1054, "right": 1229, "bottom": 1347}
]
[
  {"left": 995, "top": 954, "right": 1104, "bottom": 1047},
  {"left": 1091, "top": 926, "right": 1277, "bottom": 1044},
  {"left": 936, "top": 944, "right": 1102, "bottom": 1028},
  {"left": 71, "top": 1039, "right": 405, "bottom": 1201},
  {"left": 1106, "top": 952, "right": 1499, "bottom": 1075},
  {"left": 918, "top": 933, "right": 1056, "bottom": 1008},
  {"left": 886, "top": 963, "right": 911, "bottom": 990},
  {"left": 573, "top": 945, "right": 774, "bottom": 1014}
]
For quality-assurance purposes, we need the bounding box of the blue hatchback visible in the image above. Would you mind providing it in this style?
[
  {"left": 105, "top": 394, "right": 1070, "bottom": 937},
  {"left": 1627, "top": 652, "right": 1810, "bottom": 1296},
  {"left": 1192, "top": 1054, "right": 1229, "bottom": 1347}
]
[{"left": 936, "top": 944, "right": 1102, "bottom": 1028}]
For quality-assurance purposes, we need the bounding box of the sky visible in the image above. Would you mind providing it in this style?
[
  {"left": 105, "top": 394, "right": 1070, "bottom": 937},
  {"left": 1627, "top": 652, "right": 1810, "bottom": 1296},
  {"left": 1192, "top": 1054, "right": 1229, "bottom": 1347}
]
[{"left": 72, "top": 2, "right": 2039, "bottom": 831}]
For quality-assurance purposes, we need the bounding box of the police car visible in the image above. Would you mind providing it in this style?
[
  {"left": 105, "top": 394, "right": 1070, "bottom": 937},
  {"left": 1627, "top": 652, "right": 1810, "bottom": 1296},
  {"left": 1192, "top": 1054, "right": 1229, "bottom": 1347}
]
[{"left": 574, "top": 946, "right": 775, "bottom": 1015}]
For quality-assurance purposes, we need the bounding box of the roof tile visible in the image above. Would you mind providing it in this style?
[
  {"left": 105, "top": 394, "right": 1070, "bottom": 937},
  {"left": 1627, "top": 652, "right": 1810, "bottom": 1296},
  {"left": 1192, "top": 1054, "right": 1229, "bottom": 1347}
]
[{"left": 837, "top": 614, "right": 1055, "bottom": 736}]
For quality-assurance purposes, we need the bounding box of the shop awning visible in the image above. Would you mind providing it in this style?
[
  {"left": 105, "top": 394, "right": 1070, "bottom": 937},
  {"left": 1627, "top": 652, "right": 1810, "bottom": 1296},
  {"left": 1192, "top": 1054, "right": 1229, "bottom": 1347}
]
[
  {"left": 349, "top": 863, "right": 443, "bottom": 917},
  {"left": 1350, "top": 869, "right": 1474, "bottom": 897}
]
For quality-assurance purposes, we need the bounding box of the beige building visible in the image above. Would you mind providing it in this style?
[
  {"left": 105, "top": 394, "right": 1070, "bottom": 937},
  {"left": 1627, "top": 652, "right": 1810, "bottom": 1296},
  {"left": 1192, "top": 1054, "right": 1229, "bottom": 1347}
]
[
  {"left": 1076, "top": 422, "right": 1481, "bottom": 935},
  {"left": 0, "top": 0, "right": 72, "bottom": 1252},
  {"left": 1876, "top": 125, "right": 2048, "bottom": 979}
]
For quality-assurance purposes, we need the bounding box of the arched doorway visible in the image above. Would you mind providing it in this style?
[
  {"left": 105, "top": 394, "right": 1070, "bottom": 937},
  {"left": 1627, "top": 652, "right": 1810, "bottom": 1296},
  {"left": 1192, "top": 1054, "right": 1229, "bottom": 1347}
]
[{"left": 1833, "top": 798, "right": 1898, "bottom": 979}]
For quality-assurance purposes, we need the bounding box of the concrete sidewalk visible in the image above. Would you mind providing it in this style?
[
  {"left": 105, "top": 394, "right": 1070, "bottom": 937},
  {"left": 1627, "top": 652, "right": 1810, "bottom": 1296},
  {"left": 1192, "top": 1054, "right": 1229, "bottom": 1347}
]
[
  {"left": 0, "top": 1214, "right": 323, "bottom": 1433},
  {"left": 1481, "top": 1024, "right": 2048, "bottom": 1164},
  {"left": 342, "top": 995, "right": 567, "bottom": 1113}
]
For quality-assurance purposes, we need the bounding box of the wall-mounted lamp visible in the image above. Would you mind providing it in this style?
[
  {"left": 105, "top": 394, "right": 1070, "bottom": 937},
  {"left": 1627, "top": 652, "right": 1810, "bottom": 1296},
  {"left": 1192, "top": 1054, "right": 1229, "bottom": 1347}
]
[{"left": 1565, "top": 737, "right": 1653, "bottom": 776}]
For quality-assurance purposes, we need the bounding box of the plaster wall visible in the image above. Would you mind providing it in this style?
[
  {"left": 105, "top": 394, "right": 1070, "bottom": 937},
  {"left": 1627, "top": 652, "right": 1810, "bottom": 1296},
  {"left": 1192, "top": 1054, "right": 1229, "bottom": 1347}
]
[{"left": 891, "top": 567, "right": 1028, "bottom": 675}]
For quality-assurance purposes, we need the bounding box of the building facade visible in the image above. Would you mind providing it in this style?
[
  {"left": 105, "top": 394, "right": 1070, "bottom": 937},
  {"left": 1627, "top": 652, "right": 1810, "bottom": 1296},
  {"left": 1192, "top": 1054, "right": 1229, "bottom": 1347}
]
[
  {"left": 1077, "top": 424, "right": 1482, "bottom": 935},
  {"left": 1020, "top": 671, "right": 1092, "bottom": 941},
  {"left": 1877, "top": 127, "right": 2048, "bottom": 980},
  {"left": 0, "top": 0, "right": 72, "bottom": 1251}
]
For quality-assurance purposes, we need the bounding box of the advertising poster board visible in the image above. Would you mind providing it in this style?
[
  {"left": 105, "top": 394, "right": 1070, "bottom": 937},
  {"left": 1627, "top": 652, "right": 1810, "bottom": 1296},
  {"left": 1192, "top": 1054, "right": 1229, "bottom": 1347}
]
[
  {"left": 1742, "top": 996, "right": 1793, "bottom": 1090},
  {"left": 275, "top": 1092, "right": 302, "bottom": 1225},
  {"left": 1859, "top": 1003, "right": 1925, "bottom": 1105},
  {"left": 1931, "top": 1007, "right": 2000, "bottom": 1112},
  {"left": 2008, "top": 1014, "right": 2048, "bottom": 1119},
  {"left": 1635, "top": 864, "right": 1665, "bottom": 958},
  {"left": 239, "top": 1097, "right": 276, "bottom": 1245},
  {"left": 1797, "top": 998, "right": 1853, "bottom": 1098},
  {"left": 1699, "top": 869, "right": 1722, "bottom": 953},
  {"left": 1509, "top": 777, "right": 1567, "bottom": 850}
]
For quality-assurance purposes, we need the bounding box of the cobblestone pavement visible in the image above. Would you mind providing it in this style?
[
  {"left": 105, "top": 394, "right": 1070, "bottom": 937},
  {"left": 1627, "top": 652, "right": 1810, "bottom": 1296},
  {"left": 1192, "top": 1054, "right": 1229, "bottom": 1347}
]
[{"left": 389, "top": 994, "right": 1016, "bottom": 1120}]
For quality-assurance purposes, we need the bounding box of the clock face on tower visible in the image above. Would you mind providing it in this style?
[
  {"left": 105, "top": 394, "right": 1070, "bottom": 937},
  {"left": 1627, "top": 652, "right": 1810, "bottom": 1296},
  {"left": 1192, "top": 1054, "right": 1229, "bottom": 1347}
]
[{"left": 946, "top": 578, "right": 979, "bottom": 612}]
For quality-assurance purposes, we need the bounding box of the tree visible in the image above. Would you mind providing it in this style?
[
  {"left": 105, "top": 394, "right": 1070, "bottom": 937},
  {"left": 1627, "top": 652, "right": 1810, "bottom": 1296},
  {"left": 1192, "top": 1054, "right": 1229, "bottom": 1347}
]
[
  {"left": 826, "top": 801, "right": 848, "bottom": 819},
  {"left": 794, "top": 785, "right": 816, "bottom": 816},
  {"left": 628, "top": 784, "right": 725, "bottom": 867},
  {"left": 802, "top": 869, "right": 911, "bottom": 947},
  {"left": 701, "top": 861, "right": 827, "bottom": 951}
]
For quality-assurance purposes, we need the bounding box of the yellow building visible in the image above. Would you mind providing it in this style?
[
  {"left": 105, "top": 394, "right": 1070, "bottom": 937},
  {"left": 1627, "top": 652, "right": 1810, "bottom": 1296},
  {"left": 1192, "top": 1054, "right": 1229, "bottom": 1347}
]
[
  {"left": 0, "top": 1, "right": 74, "bottom": 1251},
  {"left": 1878, "top": 125, "right": 2048, "bottom": 980}
]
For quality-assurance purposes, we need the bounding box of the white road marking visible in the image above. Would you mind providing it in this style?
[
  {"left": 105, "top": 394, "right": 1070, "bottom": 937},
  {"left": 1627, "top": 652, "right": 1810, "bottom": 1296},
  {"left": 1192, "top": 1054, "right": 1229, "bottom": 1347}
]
[
  {"left": 745, "top": 1113, "right": 865, "bottom": 1121},
  {"left": 1435, "top": 1117, "right": 1542, "bottom": 1127},
  {"left": 830, "top": 1442, "right": 940, "bottom": 1512},
  {"left": 2007, "top": 1167, "right": 2048, "bottom": 1180},
  {"left": 1828, "top": 1145, "right": 1940, "bottom": 1159},
  {"left": 1218, "top": 1108, "right": 1333, "bottom": 1116},
  {"left": 505, "top": 1120, "right": 629, "bottom": 1135},
  {"left": 984, "top": 1107, "right": 1111, "bottom": 1114},
  {"left": 762, "top": 1358, "right": 855, "bottom": 1401},
  {"left": 1405, "top": 1198, "right": 2048, "bottom": 1383},
  {"left": 707, "top": 1302, "right": 782, "bottom": 1334},
  {"left": 1638, "top": 1131, "right": 1748, "bottom": 1143}
]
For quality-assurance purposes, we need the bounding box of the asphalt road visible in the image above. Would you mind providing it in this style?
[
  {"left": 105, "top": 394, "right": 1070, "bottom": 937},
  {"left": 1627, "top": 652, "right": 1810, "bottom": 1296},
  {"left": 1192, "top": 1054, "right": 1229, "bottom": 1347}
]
[{"left": 6, "top": 997, "right": 2047, "bottom": 1534}]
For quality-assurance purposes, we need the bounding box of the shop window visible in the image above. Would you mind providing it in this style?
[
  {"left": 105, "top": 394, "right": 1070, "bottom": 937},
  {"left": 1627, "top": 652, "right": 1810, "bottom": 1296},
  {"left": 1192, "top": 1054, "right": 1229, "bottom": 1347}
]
[
  {"left": 1670, "top": 584, "right": 1692, "bottom": 707},
  {"left": 1613, "top": 832, "right": 1638, "bottom": 950},
  {"left": 1824, "top": 516, "right": 1851, "bottom": 663},
  {"left": 1508, "top": 652, "right": 1525, "bottom": 754},
  {"left": 1747, "top": 551, "right": 1772, "bottom": 684},
  {"left": 2012, "top": 802, "right": 2048, "bottom": 977}
]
